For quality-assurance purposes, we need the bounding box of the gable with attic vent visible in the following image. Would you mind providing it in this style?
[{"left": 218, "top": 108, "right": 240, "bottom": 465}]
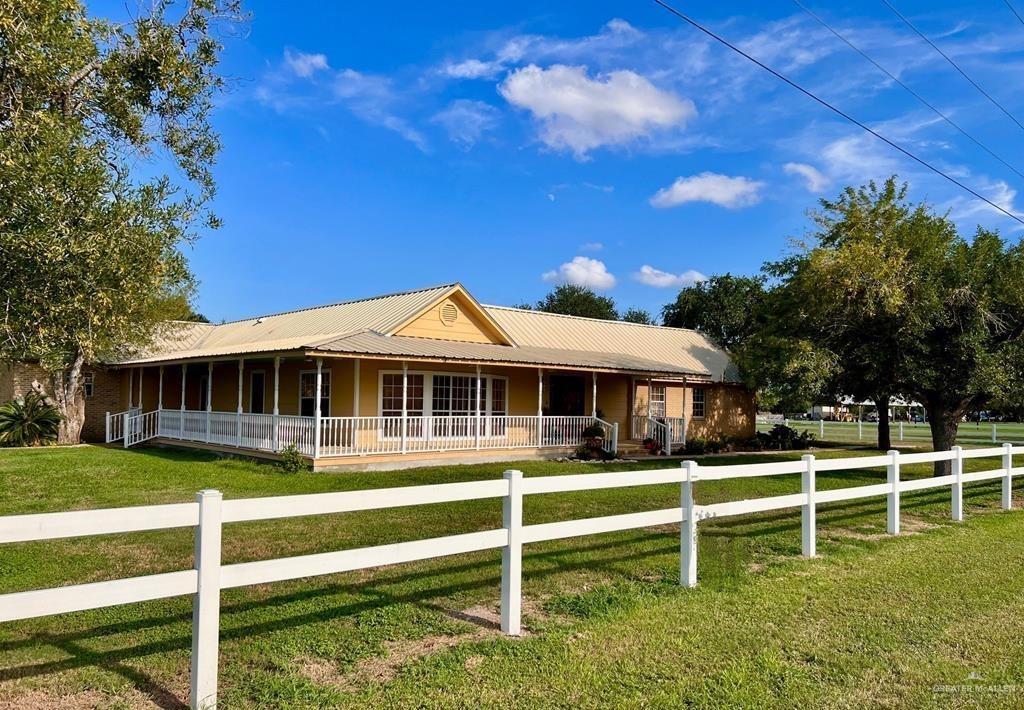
[{"left": 394, "top": 293, "right": 511, "bottom": 345}]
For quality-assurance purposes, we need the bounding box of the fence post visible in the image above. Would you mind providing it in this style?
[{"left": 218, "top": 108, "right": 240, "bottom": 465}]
[
  {"left": 819, "top": 419, "right": 824, "bottom": 438},
  {"left": 191, "top": 489, "right": 223, "bottom": 710},
  {"left": 501, "top": 469, "right": 523, "bottom": 635},
  {"left": 858, "top": 419, "right": 863, "bottom": 440},
  {"left": 681, "top": 461, "right": 698, "bottom": 587},
  {"left": 1003, "top": 442, "right": 1013, "bottom": 510},
  {"left": 899, "top": 421, "right": 904, "bottom": 442},
  {"left": 801, "top": 454, "right": 816, "bottom": 558},
  {"left": 992, "top": 423, "right": 997, "bottom": 443},
  {"left": 951, "top": 445, "right": 964, "bottom": 522},
  {"left": 887, "top": 449, "right": 900, "bottom": 535},
  {"left": 611, "top": 422, "right": 619, "bottom": 457}
]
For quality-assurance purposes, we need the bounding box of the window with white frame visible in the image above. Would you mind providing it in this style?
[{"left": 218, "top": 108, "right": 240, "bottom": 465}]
[
  {"left": 650, "top": 384, "right": 666, "bottom": 417},
  {"left": 82, "top": 372, "right": 94, "bottom": 398},
  {"left": 379, "top": 370, "right": 509, "bottom": 437},
  {"left": 692, "top": 387, "right": 706, "bottom": 418},
  {"left": 299, "top": 371, "right": 331, "bottom": 417}
]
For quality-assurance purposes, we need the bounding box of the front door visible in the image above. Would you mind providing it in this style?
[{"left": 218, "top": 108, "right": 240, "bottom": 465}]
[
  {"left": 548, "top": 375, "right": 585, "bottom": 416},
  {"left": 250, "top": 371, "right": 266, "bottom": 414}
]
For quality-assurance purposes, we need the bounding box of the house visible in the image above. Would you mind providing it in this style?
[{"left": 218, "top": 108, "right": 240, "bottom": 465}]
[{"left": 7, "top": 283, "right": 755, "bottom": 469}]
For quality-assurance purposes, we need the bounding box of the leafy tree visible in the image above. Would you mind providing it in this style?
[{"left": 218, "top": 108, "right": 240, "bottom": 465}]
[
  {"left": 621, "top": 307, "right": 654, "bottom": 325},
  {"left": 661, "top": 274, "right": 767, "bottom": 351},
  {"left": 0, "top": 0, "right": 242, "bottom": 442},
  {"left": 536, "top": 285, "right": 618, "bottom": 320},
  {"left": 768, "top": 178, "right": 1024, "bottom": 472}
]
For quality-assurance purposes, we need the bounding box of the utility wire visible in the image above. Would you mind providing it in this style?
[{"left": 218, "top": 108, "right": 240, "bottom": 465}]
[
  {"left": 881, "top": 0, "right": 1024, "bottom": 133},
  {"left": 650, "top": 0, "right": 1024, "bottom": 225},
  {"left": 1003, "top": 0, "right": 1024, "bottom": 27},
  {"left": 792, "top": 0, "right": 1024, "bottom": 181}
]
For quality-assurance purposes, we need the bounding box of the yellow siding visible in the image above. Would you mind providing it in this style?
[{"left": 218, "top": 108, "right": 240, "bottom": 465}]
[
  {"left": 395, "top": 293, "right": 507, "bottom": 344},
  {"left": 686, "top": 384, "right": 756, "bottom": 440}
]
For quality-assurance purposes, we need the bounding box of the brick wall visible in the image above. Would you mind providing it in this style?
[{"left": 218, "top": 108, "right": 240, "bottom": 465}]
[{"left": 0, "top": 362, "right": 126, "bottom": 443}]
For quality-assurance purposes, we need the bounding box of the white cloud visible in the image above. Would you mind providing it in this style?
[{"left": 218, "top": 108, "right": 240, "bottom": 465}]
[
  {"left": 542, "top": 256, "right": 617, "bottom": 289},
  {"left": 784, "top": 162, "right": 829, "bottom": 192},
  {"left": 283, "top": 49, "right": 329, "bottom": 78},
  {"left": 634, "top": 265, "right": 707, "bottom": 288},
  {"left": 334, "top": 69, "right": 428, "bottom": 152},
  {"left": 441, "top": 58, "right": 503, "bottom": 80},
  {"left": 431, "top": 100, "right": 500, "bottom": 147},
  {"left": 499, "top": 64, "right": 695, "bottom": 158},
  {"left": 579, "top": 241, "right": 604, "bottom": 251},
  {"left": 649, "top": 172, "right": 764, "bottom": 209}
]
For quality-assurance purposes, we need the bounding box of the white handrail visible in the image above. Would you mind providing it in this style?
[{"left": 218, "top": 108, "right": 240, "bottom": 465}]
[{"left": 0, "top": 443, "right": 1017, "bottom": 708}]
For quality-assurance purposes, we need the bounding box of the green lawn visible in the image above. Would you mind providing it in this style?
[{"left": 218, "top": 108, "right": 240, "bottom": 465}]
[
  {"left": 759, "top": 418, "right": 1024, "bottom": 446},
  {"left": 0, "top": 444, "right": 1022, "bottom": 708}
]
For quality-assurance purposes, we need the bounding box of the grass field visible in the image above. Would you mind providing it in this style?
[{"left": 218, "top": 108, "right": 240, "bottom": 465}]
[
  {"left": 758, "top": 418, "right": 1024, "bottom": 446},
  {"left": 1, "top": 444, "right": 1023, "bottom": 708}
]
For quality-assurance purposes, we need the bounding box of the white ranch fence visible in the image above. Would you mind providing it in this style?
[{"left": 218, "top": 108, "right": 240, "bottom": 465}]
[
  {"left": 1, "top": 445, "right": 1019, "bottom": 708},
  {"left": 107, "top": 410, "right": 619, "bottom": 459},
  {"left": 757, "top": 415, "right": 1017, "bottom": 446}
]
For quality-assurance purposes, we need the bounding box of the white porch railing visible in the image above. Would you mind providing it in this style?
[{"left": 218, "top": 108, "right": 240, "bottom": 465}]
[
  {"left": 108, "top": 410, "right": 617, "bottom": 459},
  {"left": 0, "top": 445, "right": 1016, "bottom": 708},
  {"left": 630, "top": 415, "right": 686, "bottom": 452}
]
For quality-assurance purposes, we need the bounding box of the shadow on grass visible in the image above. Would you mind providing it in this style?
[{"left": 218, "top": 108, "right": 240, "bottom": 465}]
[{"left": 0, "top": 478, "right": 1008, "bottom": 708}]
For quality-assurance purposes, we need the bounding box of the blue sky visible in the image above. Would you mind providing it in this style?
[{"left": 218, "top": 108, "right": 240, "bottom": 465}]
[{"left": 96, "top": 0, "right": 1024, "bottom": 321}]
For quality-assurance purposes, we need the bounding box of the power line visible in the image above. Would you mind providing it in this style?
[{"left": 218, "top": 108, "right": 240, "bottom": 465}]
[
  {"left": 792, "top": 0, "right": 1024, "bottom": 182},
  {"left": 650, "top": 0, "right": 1024, "bottom": 226},
  {"left": 881, "top": 0, "right": 1024, "bottom": 133},
  {"left": 1003, "top": 0, "right": 1024, "bottom": 27}
]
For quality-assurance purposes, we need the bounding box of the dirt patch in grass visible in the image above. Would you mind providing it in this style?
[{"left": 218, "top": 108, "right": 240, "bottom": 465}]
[{"left": 0, "top": 688, "right": 155, "bottom": 709}]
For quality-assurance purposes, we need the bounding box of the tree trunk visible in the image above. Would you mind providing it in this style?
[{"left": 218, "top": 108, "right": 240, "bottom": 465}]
[
  {"left": 926, "top": 402, "right": 959, "bottom": 477},
  {"left": 876, "top": 393, "right": 891, "bottom": 451},
  {"left": 47, "top": 349, "right": 87, "bottom": 445}
]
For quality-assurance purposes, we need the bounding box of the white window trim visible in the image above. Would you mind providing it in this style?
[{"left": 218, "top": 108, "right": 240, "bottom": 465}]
[
  {"left": 299, "top": 369, "right": 331, "bottom": 417},
  {"left": 691, "top": 386, "right": 707, "bottom": 420},
  {"left": 650, "top": 383, "right": 667, "bottom": 418},
  {"left": 249, "top": 369, "right": 266, "bottom": 414},
  {"left": 82, "top": 372, "right": 95, "bottom": 399},
  {"left": 377, "top": 369, "right": 510, "bottom": 439}
]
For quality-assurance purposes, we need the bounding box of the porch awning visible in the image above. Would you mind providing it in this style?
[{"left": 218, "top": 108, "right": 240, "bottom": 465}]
[{"left": 309, "top": 331, "right": 707, "bottom": 378}]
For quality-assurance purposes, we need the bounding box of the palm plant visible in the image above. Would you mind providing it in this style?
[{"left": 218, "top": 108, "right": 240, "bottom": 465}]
[{"left": 0, "top": 393, "right": 63, "bottom": 447}]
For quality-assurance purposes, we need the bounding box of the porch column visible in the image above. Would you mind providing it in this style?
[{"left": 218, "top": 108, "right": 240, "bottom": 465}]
[
  {"left": 314, "top": 358, "right": 323, "bottom": 460},
  {"left": 646, "top": 376, "right": 652, "bottom": 418},
  {"left": 401, "top": 361, "right": 408, "bottom": 455},
  {"left": 138, "top": 368, "right": 143, "bottom": 411},
  {"left": 205, "top": 361, "right": 213, "bottom": 443},
  {"left": 158, "top": 365, "right": 164, "bottom": 410},
  {"left": 180, "top": 364, "right": 187, "bottom": 439},
  {"left": 475, "top": 365, "right": 482, "bottom": 450},
  {"left": 353, "top": 359, "right": 360, "bottom": 416},
  {"left": 591, "top": 372, "right": 597, "bottom": 418},
  {"left": 272, "top": 356, "right": 280, "bottom": 452},
  {"left": 236, "top": 358, "right": 244, "bottom": 448},
  {"left": 128, "top": 368, "right": 134, "bottom": 408},
  {"left": 537, "top": 368, "right": 543, "bottom": 447}
]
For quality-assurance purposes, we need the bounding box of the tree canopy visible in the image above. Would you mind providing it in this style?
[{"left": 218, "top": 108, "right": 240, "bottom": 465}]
[
  {"left": 621, "top": 307, "right": 654, "bottom": 325},
  {"left": 0, "top": 0, "right": 241, "bottom": 441},
  {"left": 661, "top": 274, "right": 767, "bottom": 351},
  {"left": 534, "top": 285, "right": 619, "bottom": 320}
]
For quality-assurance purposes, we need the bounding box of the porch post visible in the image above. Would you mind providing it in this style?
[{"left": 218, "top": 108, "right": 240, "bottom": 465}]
[
  {"left": 236, "top": 358, "right": 244, "bottom": 448},
  {"left": 537, "top": 368, "right": 544, "bottom": 448},
  {"left": 273, "top": 356, "right": 280, "bottom": 452},
  {"left": 475, "top": 365, "right": 482, "bottom": 450},
  {"left": 353, "top": 359, "right": 360, "bottom": 416},
  {"left": 128, "top": 367, "right": 134, "bottom": 408},
  {"left": 180, "top": 364, "right": 186, "bottom": 439},
  {"left": 314, "top": 358, "right": 323, "bottom": 460},
  {"left": 591, "top": 371, "right": 597, "bottom": 418},
  {"left": 401, "top": 361, "right": 408, "bottom": 454},
  {"left": 646, "top": 376, "right": 652, "bottom": 419},
  {"left": 205, "top": 361, "right": 213, "bottom": 443},
  {"left": 158, "top": 365, "right": 164, "bottom": 410},
  {"left": 138, "top": 368, "right": 143, "bottom": 411}
]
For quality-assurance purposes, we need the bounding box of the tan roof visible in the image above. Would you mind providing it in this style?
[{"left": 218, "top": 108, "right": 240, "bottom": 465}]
[{"left": 109, "top": 282, "right": 740, "bottom": 381}]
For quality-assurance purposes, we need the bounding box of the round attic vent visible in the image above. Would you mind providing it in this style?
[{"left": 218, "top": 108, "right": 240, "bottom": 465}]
[{"left": 439, "top": 302, "right": 459, "bottom": 326}]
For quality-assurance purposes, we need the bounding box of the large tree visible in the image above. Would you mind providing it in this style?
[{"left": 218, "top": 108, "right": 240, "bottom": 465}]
[
  {"left": 0, "top": 0, "right": 241, "bottom": 442},
  {"left": 661, "top": 274, "right": 767, "bottom": 351},
  {"left": 768, "top": 178, "right": 1024, "bottom": 471},
  {"left": 535, "top": 285, "right": 618, "bottom": 320}
]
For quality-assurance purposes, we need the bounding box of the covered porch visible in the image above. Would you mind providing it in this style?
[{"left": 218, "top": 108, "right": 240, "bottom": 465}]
[{"left": 105, "top": 353, "right": 691, "bottom": 464}]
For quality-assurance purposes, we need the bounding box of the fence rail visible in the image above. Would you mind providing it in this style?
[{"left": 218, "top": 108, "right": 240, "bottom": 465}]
[
  {"left": 757, "top": 416, "right": 1024, "bottom": 446},
  {"left": 3, "top": 445, "right": 1019, "bottom": 708},
  {"left": 108, "top": 410, "right": 618, "bottom": 459}
]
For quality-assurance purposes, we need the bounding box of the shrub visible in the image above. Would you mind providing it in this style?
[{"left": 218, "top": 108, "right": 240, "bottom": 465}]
[
  {"left": 756, "top": 424, "right": 815, "bottom": 451},
  {"left": 278, "top": 443, "right": 310, "bottom": 473},
  {"left": 581, "top": 424, "right": 606, "bottom": 439},
  {"left": 684, "top": 437, "right": 707, "bottom": 456},
  {"left": 0, "top": 393, "right": 62, "bottom": 447}
]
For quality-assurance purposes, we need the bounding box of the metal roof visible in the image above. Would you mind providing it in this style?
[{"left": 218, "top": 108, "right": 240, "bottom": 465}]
[{"left": 109, "top": 283, "right": 741, "bottom": 381}]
